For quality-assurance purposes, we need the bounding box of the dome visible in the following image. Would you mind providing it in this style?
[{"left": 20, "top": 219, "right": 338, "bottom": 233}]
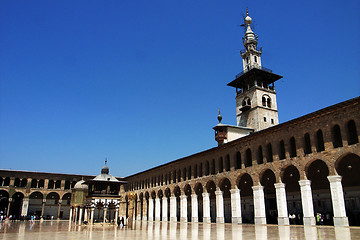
[
  {"left": 244, "top": 9, "right": 252, "bottom": 25},
  {"left": 101, "top": 164, "right": 109, "bottom": 174},
  {"left": 244, "top": 15, "right": 252, "bottom": 25},
  {"left": 73, "top": 180, "right": 88, "bottom": 190}
]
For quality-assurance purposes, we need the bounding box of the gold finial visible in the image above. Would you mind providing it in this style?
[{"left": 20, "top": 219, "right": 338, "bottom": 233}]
[
  {"left": 246, "top": 7, "right": 249, "bottom": 16},
  {"left": 105, "top": 157, "right": 107, "bottom": 165}
]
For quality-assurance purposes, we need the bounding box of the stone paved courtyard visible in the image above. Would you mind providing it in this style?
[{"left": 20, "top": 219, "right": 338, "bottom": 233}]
[{"left": 1, "top": 221, "right": 360, "bottom": 240}]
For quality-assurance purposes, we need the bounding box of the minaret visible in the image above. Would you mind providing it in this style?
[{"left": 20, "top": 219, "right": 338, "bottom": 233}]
[{"left": 227, "top": 9, "right": 283, "bottom": 132}]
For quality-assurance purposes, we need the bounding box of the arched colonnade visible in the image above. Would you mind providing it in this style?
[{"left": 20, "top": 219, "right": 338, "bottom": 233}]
[{"left": 127, "top": 153, "right": 360, "bottom": 227}]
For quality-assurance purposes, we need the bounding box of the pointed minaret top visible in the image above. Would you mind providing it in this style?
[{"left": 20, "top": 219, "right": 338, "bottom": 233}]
[{"left": 217, "top": 109, "right": 223, "bottom": 124}]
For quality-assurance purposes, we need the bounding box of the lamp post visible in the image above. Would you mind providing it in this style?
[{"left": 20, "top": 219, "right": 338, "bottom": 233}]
[{"left": 127, "top": 192, "right": 136, "bottom": 229}]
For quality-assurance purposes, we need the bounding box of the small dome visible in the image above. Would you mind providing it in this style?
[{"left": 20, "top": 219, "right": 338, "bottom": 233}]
[
  {"left": 73, "top": 180, "right": 88, "bottom": 190},
  {"left": 245, "top": 15, "right": 252, "bottom": 25},
  {"left": 101, "top": 165, "right": 109, "bottom": 174},
  {"left": 244, "top": 9, "right": 252, "bottom": 25}
]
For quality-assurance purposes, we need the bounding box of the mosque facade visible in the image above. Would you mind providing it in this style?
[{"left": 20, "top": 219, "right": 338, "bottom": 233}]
[{"left": 0, "top": 10, "right": 359, "bottom": 227}]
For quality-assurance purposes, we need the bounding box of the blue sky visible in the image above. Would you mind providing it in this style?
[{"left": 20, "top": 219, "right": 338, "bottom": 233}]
[{"left": 0, "top": 0, "right": 359, "bottom": 177}]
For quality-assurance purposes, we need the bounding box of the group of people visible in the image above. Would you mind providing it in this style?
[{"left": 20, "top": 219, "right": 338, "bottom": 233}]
[
  {"left": 316, "top": 212, "right": 332, "bottom": 225},
  {"left": 288, "top": 213, "right": 303, "bottom": 225}
]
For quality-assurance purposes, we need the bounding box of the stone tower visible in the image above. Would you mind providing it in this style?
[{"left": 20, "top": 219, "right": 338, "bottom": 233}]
[{"left": 227, "top": 10, "right": 283, "bottom": 132}]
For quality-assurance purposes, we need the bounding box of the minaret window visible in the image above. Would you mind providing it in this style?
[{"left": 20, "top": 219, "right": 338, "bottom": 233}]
[
  {"left": 254, "top": 56, "right": 257, "bottom": 63},
  {"left": 262, "top": 95, "right": 271, "bottom": 108}
]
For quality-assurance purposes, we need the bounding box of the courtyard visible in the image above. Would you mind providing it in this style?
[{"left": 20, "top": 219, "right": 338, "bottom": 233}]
[{"left": 1, "top": 221, "right": 359, "bottom": 240}]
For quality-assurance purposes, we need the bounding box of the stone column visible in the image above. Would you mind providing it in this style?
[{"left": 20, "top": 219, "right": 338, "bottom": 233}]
[
  {"left": 90, "top": 208, "right": 95, "bottom": 224},
  {"left": 69, "top": 207, "right": 73, "bottom": 222},
  {"left": 274, "top": 183, "right": 289, "bottom": 225},
  {"left": 298, "top": 180, "right": 316, "bottom": 226},
  {"left": 57, "top": 200, "right": 62, "bottom": 219},
  {"left": 115, "top": 208, "right": 119, "bottom": 223},
  {"left": 252, "top": 185, "right": 266, "bottom": 224},
  {"left": 103, "top": 207, "right": 108, "bottom": 223},
  {"left": 202, "top": 192, "right": 211, "bottom": 223},
  {"left": 230, "top": 188, "right": 242, "bottom": 224},
  {"left": 142, "top": 200, "right": 148, "bottom": 221},
  {"left": 215, "top": 188, "right": 224, "bottom": 223},
  {"left": 137, "top": 200, "right": 142, "bottom": 220},
  {"left": 170, "top": 195, "right": 177, "bottom": 222},
  {"left": 155, "top": 197, "right": 161, "bottom": 221},
  {"left": 180, "top": 194, "right": 187, "bottom": 222},
  {"left": 21, "top": 197, "right": 30, "bottom": 217},
  {"left": 84, "top": 208, "right": 88, "bottom": 222},
  {"left": 78, "top": 207, "right": 83, "bottom": 225},
  {"left": 74, "top": 207, "right": 78, "bottom": 223},
  {"left": 41, "top": 199, "right": 46, "bottom": 218},
  {"left": 162, "top": 197, "right": 168, "bottom": 221},
  {"left": 148, "top": 198, "right": 154, "bottom": 221},
  {"left": 6, "top": 198, "right": 12, "bottom": 217},
  {"left": 327, "top": 175, "right": 349, "bottom": 226},
  {"left": 191, "top": 194, "right": 198, "bottom": 222}
]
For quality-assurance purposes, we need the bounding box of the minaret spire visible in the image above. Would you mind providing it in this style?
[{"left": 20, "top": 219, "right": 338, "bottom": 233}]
[{"left": 241, "top": 9, "right": 262, "bottom": 72}]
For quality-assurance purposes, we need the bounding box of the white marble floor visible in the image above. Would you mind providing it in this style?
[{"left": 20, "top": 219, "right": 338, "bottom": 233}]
[{"left": 1, "top": 221, "right": 359, "bottom": 240}]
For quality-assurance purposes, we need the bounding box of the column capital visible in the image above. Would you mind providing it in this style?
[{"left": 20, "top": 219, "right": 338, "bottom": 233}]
[
  {"left": 202, "top": 192, "right": 209, "bottom": 198},
  {"left": 327, "top": 175, "right": 342, "bottom": 183},
  {"left": 230, "top": 188, "right": 240, "bottom": 194},
  {"left": 180, "top": 194, "right": 187, "bottom": 199},
  {"left": 252, "top": 185, "right": 264, "bottom": 191},
  {"left": 191, "top": 194, "right": 197, "bottom": 198},
  {"left": 298, "top": 179, "right": 311, "bottom": 187},
  {"left": 274, "top": 182, "right": 286, "bottom": 189},
  {"left": 215, "top": 190, "right": 223, "bottom": 196}
]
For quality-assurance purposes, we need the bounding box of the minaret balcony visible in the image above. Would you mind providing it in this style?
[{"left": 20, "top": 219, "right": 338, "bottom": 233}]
[
  {"left": 215, "top": 132, "right": 227, "bottom": 142},
  {"left": 235, "top": 65, "right": 273, "bottom": 79}
]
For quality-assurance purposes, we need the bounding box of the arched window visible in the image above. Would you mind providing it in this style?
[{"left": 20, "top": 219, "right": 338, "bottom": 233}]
[
  {"left": 48, "top": 180, "right": 54, "bottom": 189},
  {"left": 55, "top": 180, "right": 61, "bottom": 189},
  {"left": 3, "top": 177, "right": 10, "bottom": 186},
  {"left": 242, "top": 97, "right": 251, "bottom": 107},
  {"left": 14, "top": 178, "right": 20, "bottom": 187},
  {"left": 64, "top": 180, "right": 70, "bottom": 190},
  {"left": 21, "top": 178, "right": 27, "bottom": 188},
  {"left": 245, "top": 148, "right": 252, "bottom": 167},
  {"left": 183, "top": 168, "right": 187, "bottom": 180},
  {"left": 71, "top": 181, "right": 76, "bottom": 188},
  {"left": 211, "top": 159, "right": 216, "bottom": 174},
  {"left": 0, "top": 177, "right": 2, "bottom": 186},
  {"left": 178, "top": 170, "right": 181, "bottom": 182},
  {"left": 257, "top": 146, "right": 263, "bottom": 164},
  {"left": 225, "top": 154, "right": 230, "bottom": 171},
  {"left": 194, "top": 165, "right": 198, "bottom": 178},
  {"left": 262, "top": 96, "right": 266, "bottom": 106},
  {"left": 199, "top": 163, "right": 203, "bottom": 177},
  {"left": 279, "top": 140, "right": 286, "bottom": 160},
  {"left": 235, "top": 151, "right": 241, "bottom": 169},
  {"left": 290, "top": 137, "right": 297, "bottom": 158},
  {"left": 262, "top": 95, "right": 271, "bottom": 108},
  {"left": 332, "top": 124, "right": 343, "bottom": 148},
  {"left": 30, "top": 179, "right": 37, "bottom": 188},
  {"left": 205, "top": 161, "right": 210, "bottom": 176},
  {"left": 303, "top": 133, "right": 312, "bottom": 154},
  {"left": 219, "top": 157, "right": 224, "bottom": 173},
  {"left": 188, "top": 167, "right": 191, "bottom": 180},
  {"left": 267, "top": 143, "right": 273, "bottom": 162},
  {"left": 347, "top": 120, "right": 358, "bottom": 145},
  {"left": 316, "top": 129, "right": 325, "bottom": 152},
  {"left": 38, "top": 179, "right": 44, "bottom": 188},
  {"left": 173, "top": 170, "right": 177, "bottom": 183}
]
